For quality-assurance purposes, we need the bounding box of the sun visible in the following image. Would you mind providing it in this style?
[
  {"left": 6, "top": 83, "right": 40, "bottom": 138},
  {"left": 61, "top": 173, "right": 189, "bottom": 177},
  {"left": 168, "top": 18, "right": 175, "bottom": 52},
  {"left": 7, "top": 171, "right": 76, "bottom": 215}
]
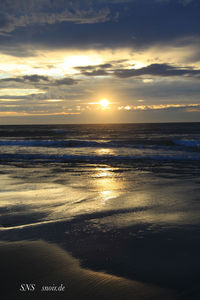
[{"left": 99, "top": 98, "right": 110, "bottom": 109}]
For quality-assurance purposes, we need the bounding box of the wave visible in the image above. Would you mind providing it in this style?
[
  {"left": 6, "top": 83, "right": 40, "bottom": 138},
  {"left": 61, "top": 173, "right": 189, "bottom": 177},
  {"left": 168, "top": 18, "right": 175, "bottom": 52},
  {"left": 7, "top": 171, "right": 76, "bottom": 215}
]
[
  {"left": 0, "top": 138, "right": 200, "bottom": 150},
  {"left": 0, "top": 153, "right": 199, "bottom": 163},
  {"left": 173, "top": 139, "right": 200, "bottom": 148},
  {"left": 0, "top": 139, "right": 104, "bottom": 148}
]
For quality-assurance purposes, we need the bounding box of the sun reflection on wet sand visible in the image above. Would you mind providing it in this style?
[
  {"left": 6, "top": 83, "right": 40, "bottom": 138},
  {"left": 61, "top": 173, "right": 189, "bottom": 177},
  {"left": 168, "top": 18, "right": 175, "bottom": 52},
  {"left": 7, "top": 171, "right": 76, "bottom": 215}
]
[
  {"left": 1, "top": 162, "right": 197, "bottom": 232},
  {"left": 91, "top": 166, "right": 124, "bottom": 205},
  {"left": 96, "top": 148, "right": 116, "bottom": 156}
]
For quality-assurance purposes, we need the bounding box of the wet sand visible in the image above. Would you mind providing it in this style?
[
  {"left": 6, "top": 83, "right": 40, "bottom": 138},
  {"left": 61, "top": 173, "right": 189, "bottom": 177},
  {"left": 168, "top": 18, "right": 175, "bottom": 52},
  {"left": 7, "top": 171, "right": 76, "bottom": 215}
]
[{"left": 0, "top": 240, "right": 177, "bottom": 300}]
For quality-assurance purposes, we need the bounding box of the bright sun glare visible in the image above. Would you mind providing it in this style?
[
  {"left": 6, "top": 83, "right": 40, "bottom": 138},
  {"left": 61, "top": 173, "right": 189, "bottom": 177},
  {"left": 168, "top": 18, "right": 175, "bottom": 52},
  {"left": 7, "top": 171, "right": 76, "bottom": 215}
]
[{"left": 99, "top": 99, "right": 110, "bottom": 109}]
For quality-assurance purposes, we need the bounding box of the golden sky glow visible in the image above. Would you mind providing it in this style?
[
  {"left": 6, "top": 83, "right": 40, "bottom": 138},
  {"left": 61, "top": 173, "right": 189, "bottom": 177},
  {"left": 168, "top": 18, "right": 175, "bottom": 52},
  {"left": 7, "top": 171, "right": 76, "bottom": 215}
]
[
  {"left": 0, "top": 47, "right": 200, "bottom": 123},
  {"left": 1, "top": 45, "right": 199, "bottom": 79},
  {"left": 99, "top": 99, "right": 110, "bottom": 110}
]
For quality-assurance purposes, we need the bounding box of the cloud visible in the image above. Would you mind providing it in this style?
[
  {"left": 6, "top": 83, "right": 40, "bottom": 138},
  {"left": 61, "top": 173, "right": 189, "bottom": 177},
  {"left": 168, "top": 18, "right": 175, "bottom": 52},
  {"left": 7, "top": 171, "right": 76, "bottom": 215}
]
[
  {"left": 0, "top": 0, "right": 199, "bottom": 58},
  {"left": 76, "top": 63, "right": 112, "bottom": 70},
  {"left": 1, "top": 75, "right": 49, "bottom": 83},
  {"left": 114, "top": 63, "right": 200, "bottom": 78},
  {"left": 0, "top": 0, "right": 112, "bottom": 33},
  {"left": 53, "top": 78, "right": 79, "bottom": 85},
  {"left": 118, "top": 103, "right": 200, "bottom": 111},
  {"left": 0, "top": 0, "right": 199, "bottom": 124},
  {"left": 81, "top": 69, "right": 109, "bottom": 76},
  {"left": 76, "top": 62, "right": 200, "bottom": 79},
  {"left": 0, "top": 13, "right": 14, "bottom": 33},
  {"left": 0, "top": 75, "right": 79, "bottom": 86},
  {"left": 75, "top": 63, "right": 112, "bottom": 76},
  {"left": 23, "top": 75, "right": 50, "bottom": 82}
]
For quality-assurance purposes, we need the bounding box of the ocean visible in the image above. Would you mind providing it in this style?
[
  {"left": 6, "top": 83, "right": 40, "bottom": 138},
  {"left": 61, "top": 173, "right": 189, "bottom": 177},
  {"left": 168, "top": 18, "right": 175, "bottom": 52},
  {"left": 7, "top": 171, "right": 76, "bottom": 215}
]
[{"left": 0, "top": 123, "right": 200, "bottom": 298}]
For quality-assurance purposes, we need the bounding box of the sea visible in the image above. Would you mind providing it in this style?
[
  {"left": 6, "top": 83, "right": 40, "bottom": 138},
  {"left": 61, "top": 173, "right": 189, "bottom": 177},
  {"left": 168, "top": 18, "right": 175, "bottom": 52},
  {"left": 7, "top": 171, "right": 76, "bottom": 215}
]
[{"left": 0, "top": 123, "right": 200, "bottom": 297}]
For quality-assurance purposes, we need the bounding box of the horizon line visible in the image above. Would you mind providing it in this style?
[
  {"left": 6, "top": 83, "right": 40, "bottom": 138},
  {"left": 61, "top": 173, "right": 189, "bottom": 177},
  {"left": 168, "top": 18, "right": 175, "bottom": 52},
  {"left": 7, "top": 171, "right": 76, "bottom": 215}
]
[{"left": 0, "top": 121, "right": 199, "bottom": 126}]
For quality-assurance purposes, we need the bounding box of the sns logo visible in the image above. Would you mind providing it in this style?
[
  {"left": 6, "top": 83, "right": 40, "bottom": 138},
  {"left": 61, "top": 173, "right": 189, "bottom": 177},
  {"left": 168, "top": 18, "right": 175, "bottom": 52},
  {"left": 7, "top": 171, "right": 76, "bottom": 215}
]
[{"left": 20, "top": 283, "right": 36, "bottom": 292}]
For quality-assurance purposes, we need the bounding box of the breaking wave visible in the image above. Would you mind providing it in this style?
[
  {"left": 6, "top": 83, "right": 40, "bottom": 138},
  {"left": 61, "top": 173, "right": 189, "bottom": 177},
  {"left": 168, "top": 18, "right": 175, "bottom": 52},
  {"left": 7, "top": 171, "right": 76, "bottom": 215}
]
[{"left": 0, "top": 138, "right": 199, "bottom": 151}]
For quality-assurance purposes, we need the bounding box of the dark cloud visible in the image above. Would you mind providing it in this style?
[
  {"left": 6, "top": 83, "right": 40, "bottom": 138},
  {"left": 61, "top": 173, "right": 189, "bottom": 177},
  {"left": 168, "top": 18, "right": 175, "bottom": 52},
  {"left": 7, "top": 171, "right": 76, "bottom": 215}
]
[
  {"left": 53, "top": 78, "right": 79, "bottom": 85},
  {"left": 0, "top": 0, "right": 112, "bottom": 34},
  {"left": 23, "top": 75, "right": 50, "bottom": 82},
  {"left": 75, "top": 63, "right": 200, "bottom": 79},
  {"left": 0, "top": 75, "right": 49, "bottom": 84},
  {"left": 0, "top": 75, "right": 79, "bottom": 86},
  {"left": 114, "top": 63, "right": 200, "bottom": 78},
  {"left": 165, "top": 104, "right": 200, "bottom": 111},
  {"left": 75, "top": 63, "right": 112, "bottom": 76},
  {"left": 0, "top": 0, "right": 200, "bottom": 52},
  {"left": 0, "top": 13, "right": 14, "bottom": 32},
  {"left": 81, "top": 69, "right": 109, "bottom": 76},
  {"left": 76, "top": 63, "right": 112, "bottom": 71}
]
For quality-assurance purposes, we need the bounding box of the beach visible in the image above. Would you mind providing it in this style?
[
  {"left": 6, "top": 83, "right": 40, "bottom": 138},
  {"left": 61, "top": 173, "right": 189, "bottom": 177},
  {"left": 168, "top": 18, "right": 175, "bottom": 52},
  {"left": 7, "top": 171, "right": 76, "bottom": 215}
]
[
  {"left": 0, "top": 240, "right": 177, "bottom": 300},
  {"left": 0, "top": 123, "right": 200, "bottom": 299}
]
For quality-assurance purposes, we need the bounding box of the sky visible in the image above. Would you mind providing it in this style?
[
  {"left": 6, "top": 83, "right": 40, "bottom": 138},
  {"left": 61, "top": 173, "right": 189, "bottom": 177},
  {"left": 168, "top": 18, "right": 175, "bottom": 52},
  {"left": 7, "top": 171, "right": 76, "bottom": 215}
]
[{"left": 0, "top": 0, "right": 200, "bottom": 124}]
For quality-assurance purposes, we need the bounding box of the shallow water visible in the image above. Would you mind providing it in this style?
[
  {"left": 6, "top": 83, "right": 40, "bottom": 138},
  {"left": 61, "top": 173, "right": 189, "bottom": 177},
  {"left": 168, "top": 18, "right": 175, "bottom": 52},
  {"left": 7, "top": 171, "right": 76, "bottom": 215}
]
[{"left": 0, "top": 123, "right": 200, "bottom": 294}]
